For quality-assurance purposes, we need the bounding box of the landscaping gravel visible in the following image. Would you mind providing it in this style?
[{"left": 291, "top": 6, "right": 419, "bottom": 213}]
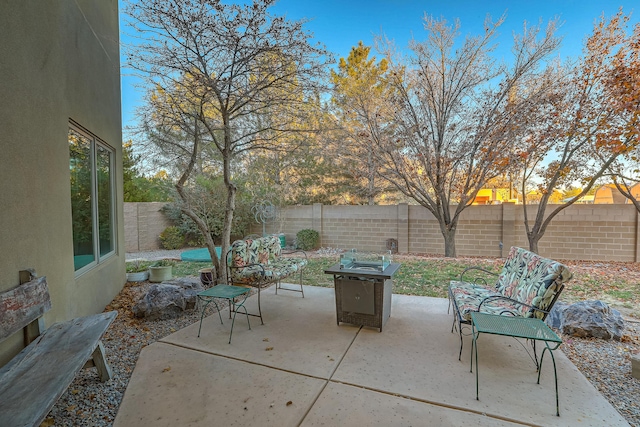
[{"left": 42, "top": 251, "right": 640, "bottom": 427}]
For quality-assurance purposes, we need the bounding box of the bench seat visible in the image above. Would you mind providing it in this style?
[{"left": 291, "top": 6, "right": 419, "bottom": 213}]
[
  {"left": 228, "top": 235, "right": 307, "bottom": 324},
  {"left": 0, "top": 275, "right": 117, "bottom": 427}
]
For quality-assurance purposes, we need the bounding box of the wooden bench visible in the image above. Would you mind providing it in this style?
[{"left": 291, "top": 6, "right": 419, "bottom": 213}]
[{"left": 0, "top": 271, "right": 117, "bottom": 427}]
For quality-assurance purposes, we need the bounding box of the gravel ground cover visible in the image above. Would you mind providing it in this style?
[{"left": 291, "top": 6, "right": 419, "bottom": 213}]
[{"left": 42, "top": 251, "right": 640, "bottom": 426}]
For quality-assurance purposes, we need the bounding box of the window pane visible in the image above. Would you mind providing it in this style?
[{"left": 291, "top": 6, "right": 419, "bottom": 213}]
[
  {"left": 97, "top": 144, "right": 114, "bottom": 256},
  {"left": 69, "top": 128, "right": 95, "bottom": 270}
]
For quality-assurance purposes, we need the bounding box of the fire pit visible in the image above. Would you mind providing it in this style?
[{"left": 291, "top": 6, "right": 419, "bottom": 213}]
[{"left": 324, "top": 250, "right": 400, "bottom": 332}]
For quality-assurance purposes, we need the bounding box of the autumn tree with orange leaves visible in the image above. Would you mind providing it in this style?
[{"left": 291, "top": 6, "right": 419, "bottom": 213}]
[
  {"left": 376, "top": 14, "right": 560, "bottom": 257},
  {"left": 512, "top": 10, "right": 640, "bottom": 254},
  {"left": 605, "top": 20, "right": 640, "bottom": 212}
]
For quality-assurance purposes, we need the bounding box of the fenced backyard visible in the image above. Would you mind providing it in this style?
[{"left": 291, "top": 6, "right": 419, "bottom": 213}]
[{"left": 126, "top": 202, "right": 640, "bottom": 262}]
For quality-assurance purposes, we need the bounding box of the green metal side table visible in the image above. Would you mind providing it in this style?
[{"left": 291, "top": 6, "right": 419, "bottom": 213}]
[
  {"left": 197, "top": 285, "right": 251, "bottom": 344},
  {"left": 470, "top": 312, "right": 563, "bottom": 416}
]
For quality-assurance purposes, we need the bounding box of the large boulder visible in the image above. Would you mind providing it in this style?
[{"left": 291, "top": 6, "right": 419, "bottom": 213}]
[
  {"left": 133, "top": 278, "right": 204, "bottom": 319},
  {"left": 546, "top": 300, "right": 625, "bottom": 340}
]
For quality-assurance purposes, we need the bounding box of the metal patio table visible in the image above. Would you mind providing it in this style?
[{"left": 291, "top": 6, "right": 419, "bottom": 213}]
[
  {"left": 197, "top": 285, "right": 251, "bottom": 344},
  {"left": 470, "top": 312, "right": 563, "bottom": 416}
]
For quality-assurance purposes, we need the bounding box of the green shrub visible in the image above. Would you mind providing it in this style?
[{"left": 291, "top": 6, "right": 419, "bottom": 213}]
[
  {"left": 159, "top": 226, "right": 184, "bottom": 249},
  {"left": 296, "top": 229, "right": 319, "bottom": 251}
]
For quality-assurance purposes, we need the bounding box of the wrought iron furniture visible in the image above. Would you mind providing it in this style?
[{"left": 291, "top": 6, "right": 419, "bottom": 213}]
[
  {"left": 227, "top": 235, "right": 307, "bottom": 324},
  {"left": 448, "top": 246, "right": 571, "bottom": 360},
  {"left": 197, "top": 285, "right": 251, "bottom": 344},
  {"left": 470, "top": 312, "right": 563, "bottom": 416}
]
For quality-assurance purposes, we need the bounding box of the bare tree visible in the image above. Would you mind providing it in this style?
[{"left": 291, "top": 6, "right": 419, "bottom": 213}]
[
  {"left": 513, "top": 10, "right": 639, "bottom": 253},
  {"left": 125, "top": 0, "right": 331, "bottom": 280},
  {"left": 376, "top": 14, "right": 560, "bottom": 256}
]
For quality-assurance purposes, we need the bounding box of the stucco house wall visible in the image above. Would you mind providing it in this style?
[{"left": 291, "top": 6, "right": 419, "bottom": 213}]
[{"left": 0, "top": 1, "right": 124, "bottom": 366}]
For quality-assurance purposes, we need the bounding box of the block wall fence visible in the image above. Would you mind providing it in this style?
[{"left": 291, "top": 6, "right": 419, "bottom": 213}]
[
  {"left": 124, "top": 202, "right": 173, "bottom": 252},
  {"left": 124, "top": 202, "right": 640, "bottom": 262},
  {"left": 258, "top": 203, "right": 640, "bottom": 262}
]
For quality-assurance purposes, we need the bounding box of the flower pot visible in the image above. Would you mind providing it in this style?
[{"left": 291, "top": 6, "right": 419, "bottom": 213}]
[
  {"left": 149, "top": 266, "right": 172, "bottom": 282},
  {"left": 199, "top": 268, "right": 215, "bottom": 286},
  {"left": 126, "top": 271, "right": 149, "bottom": 282}
]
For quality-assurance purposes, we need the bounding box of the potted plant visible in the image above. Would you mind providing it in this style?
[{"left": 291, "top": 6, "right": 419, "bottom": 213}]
[
  {"left": 149, "top": 259, "right": 175, "bottom": 282},
  {"left": 126, "top": 260, "right": 150, "bottom": 282}
]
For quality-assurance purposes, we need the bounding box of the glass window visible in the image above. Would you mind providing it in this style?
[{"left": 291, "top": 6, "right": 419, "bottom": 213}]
[
  {"left": 97, "top": 145, "right": 114, "bottom": 256},
  {"left": 69, "top": 124, "right": 116, "bottom": 272}
]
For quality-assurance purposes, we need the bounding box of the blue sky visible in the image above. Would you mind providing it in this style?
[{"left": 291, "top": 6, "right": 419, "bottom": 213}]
[{"left": 119, "top": 0, "right": 637, "bottom": 129}]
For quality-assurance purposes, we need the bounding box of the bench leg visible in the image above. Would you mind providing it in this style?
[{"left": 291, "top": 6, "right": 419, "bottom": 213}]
[{"left": 92, "top": 341, "right": 113, "bottom": 382}]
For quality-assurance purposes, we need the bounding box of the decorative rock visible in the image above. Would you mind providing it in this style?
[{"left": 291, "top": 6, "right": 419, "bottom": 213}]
[
  {"left": 546, "top": 300, "right": 625, "bottom": 341},
  {"left": 132, "top": 278, "right": 204, "bottom": 319},
  {"left": 545, "top": 301, "right": 568, "bottom": 330}
]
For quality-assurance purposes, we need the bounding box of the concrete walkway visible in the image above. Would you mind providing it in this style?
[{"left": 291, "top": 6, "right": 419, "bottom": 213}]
[{"left": 114, "top": 286, "right": 629, "bottom": 427}]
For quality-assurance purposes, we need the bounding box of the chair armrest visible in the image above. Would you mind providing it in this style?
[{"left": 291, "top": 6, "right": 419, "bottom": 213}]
[
  {"left": 459, "top": 266, "right": 498, "bottom": 287},
  {"left": 281, "top": 249, "right": 308, "bottom": 261},
  {"left": 477, "top": 295, "right": 549, "bottom": 316}
]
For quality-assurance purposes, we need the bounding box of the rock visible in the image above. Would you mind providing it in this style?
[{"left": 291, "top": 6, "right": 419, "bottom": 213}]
[
  {"left": 545, "top": 301, "right": 568, "bottom": 329},
  {"left": 132, "top": 278, "right": 204, "bottom": 319},
  {"left": 546, "top": 300, "right": 625, "bottom": 341}
]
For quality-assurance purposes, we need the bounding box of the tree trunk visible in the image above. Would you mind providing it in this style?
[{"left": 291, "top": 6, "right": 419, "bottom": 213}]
[
  {"left": 219, "top": 125, "right": 236, "bottom": 283},
  {"left": 527, "top": 230, "right": 541, "bottom": 254},
  {"left": 442, "top": 228, "right": 457, "bottom": 258}
]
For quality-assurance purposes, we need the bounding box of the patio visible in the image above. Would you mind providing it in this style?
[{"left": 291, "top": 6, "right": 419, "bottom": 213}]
[{"left": 114, "top": 285, "right": 629, "bottom": 426}]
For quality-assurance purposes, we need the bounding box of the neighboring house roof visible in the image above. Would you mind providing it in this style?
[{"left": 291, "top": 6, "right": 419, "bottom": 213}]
[{"left": 594, "top": 183, "right": 640, "bottom": 204}]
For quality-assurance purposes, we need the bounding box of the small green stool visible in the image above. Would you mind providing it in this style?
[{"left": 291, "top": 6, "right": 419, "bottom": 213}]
[{"left": 197, "top": 285, "right": 251, "bottom": 344}]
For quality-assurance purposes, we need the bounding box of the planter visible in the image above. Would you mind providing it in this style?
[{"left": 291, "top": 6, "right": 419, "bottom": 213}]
[
  {"left": 149, "top": 266, "right": 172, "bottom": 283},
  {"left": 199, "top": 268, "right": 215, "bottom": 286},
  {"left": 126, "top": 271, "right": 149, "bottom": 282}
]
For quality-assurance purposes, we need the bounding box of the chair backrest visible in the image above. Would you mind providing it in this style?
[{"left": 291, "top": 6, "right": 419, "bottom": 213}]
[
  {"left": 228, "top": 238, "right": 260, "bottom": 269},
  {"left": 0, "top": 275, "right": 51, "bottom": 343},
  {"left": 228, "top": 236, "right": 282, "bottom": 267},
  {"left": 496, "top": 247, "right": 572, "bottom": 318}
]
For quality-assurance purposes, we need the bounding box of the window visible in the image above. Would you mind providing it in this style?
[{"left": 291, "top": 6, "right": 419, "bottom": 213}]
[{"left": 69, "top": 123, "right": 116, "bottom": 272}]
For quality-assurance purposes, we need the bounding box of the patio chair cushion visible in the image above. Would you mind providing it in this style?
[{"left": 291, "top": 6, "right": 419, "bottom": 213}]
[
  {"left": 494, "top": 246, "right": 572, "bottom": 318},
  {"left": 230, "top": 238, "right": 260, "bottom": 267},
  {"left": 449, "top": 247, "right": 571, "bottom": 322},
  {"left": 228, "top": 236, "right": 307, "bottom": 288},
  {"left": 449, "top": 281, "right": 523, "bottom": 322}
]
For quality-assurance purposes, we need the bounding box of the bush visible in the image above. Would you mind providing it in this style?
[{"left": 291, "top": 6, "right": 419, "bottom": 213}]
[
  {"left": 159, "top": 226, "right": 184, "bottom": 249},
  {"left": 296, "top": 229, "right": 319, "bottom": 251}
]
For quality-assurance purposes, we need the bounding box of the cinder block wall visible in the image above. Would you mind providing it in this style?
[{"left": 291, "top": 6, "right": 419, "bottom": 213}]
[
  {"left": 130, "top": 202, "right": 640, "bottom": 262},
  {"left": 516, "top": 204, "right": 638, "bottom": 261},
  {"left": 261, "top": 203, "right": 640, "bottom": 262},
  {"left": 124, "top": 202, "right": 172, "bottom": 252}
]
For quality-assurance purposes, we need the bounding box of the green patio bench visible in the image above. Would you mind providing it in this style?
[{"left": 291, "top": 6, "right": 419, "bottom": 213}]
[
  {"left": 0, "top": 271, "right": 117, "bottom": 427},
  {"left": 227, "top": 235, "right": 307, "bottom": 324},
  {"left": 448, "top": 246, "right": 572, "bottom": 360}
]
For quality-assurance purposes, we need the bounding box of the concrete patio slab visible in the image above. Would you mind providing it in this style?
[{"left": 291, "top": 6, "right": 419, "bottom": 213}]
[
  {"left": 113, "top": 342, "right": 326, "bottom": 426},
  {"left": 114, "top": 286, "right": 630, "bottom": 427},
  {"left": 162, "top": 285, "right": 359, "bottom": 379},
  {"left": 302, "top": 382, "right": 520, "bottom": 426}
]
